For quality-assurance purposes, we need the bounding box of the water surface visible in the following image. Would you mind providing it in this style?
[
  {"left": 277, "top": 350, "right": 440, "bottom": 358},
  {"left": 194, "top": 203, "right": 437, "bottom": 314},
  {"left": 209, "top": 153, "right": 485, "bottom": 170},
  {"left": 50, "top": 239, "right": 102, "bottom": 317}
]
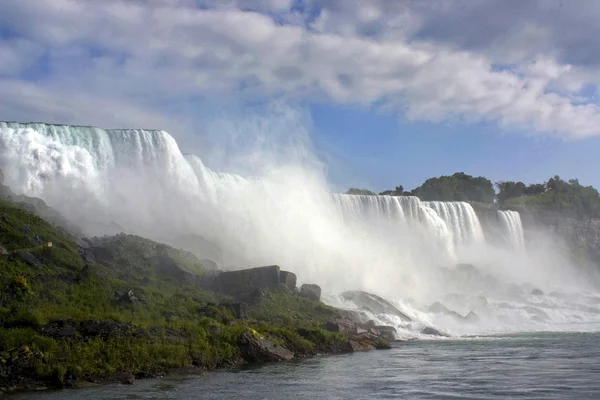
[{"left": 13, "top": 332, "right": 600, "bottom": 399}]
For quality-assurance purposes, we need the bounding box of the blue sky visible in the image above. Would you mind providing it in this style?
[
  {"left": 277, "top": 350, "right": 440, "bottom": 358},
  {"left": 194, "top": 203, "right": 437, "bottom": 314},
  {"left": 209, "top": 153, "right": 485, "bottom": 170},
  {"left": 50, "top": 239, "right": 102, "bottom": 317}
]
[
  {"left": 311, "top": 103, "right": 600, "bottom": 192},
  {"left": 1, "top": 0, "right": 600, "bottom": 192}
]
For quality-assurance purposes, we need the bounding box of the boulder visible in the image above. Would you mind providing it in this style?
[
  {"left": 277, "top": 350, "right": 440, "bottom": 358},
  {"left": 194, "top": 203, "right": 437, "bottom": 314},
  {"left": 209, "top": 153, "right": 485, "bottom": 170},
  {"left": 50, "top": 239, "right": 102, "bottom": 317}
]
[
  {"left": 279, "top": 270, "right": 297, "bottom": 291},
  {"left": 212, "top": 265, "right": 282, "bottom": 298},
  {"left": 374, "top": 325, "right": 397, "bottom": 341},
  {"left": 464, "top": 311, "right": 480, "bottom": 323},
  {"left": 341, "top": 291, "right": 411, "bottom": 322},
  {"left": 420, "top": 326, "right": 450, "bottom": 337},
  {"left": 0, "top": 244, "right": 8, "bottom": 256},
  {"left": 348, "top": 340, "right": 376, "bottom": 352},
  {"left": 237, "top": 330, "right": 294, "bottom": 362},
  {"left": 324, "top": 319, "right": 356, "bottom": 334},
  {"left": 299, "top": 284, "right": 321, "bottom": 301}
]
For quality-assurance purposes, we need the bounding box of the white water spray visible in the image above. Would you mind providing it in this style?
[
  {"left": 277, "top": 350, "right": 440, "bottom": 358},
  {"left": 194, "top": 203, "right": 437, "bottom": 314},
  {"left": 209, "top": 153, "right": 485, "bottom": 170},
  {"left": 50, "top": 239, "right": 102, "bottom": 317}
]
[
  {"left": 0, "top": 120, "right": 598, "bottom": 337},
  {"left": 497, "top": 210, "right": 525, "bottom": 250}
]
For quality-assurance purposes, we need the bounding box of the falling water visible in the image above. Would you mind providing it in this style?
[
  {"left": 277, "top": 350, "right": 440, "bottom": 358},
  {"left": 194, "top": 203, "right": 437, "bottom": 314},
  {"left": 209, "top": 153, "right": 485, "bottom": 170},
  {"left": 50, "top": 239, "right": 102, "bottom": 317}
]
[
  {"left": 497, "top": 210, "right": 526, "bottom": 250},
  {"left": 0, "top": 121, "right": 596, "bottom": 337}
]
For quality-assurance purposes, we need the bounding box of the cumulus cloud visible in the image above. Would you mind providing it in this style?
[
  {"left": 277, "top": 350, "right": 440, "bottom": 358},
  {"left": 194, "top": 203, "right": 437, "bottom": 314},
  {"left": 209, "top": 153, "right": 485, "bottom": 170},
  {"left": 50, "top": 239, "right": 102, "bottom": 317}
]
[{"left": 0, "top": 0, "right": 599, "bottom": 138}]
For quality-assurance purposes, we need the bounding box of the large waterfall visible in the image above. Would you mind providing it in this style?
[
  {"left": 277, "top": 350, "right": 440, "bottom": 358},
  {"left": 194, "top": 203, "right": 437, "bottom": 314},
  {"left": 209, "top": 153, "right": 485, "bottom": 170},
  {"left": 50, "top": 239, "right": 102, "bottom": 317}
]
[{"left": 1, "top": 122, "right": 598, "bottom": 337}]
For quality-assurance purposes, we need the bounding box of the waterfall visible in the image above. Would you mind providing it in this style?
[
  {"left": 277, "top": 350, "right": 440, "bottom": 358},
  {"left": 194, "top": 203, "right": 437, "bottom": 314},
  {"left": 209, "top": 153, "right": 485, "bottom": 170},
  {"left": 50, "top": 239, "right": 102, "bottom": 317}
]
[
  {"left": 497, "top": 210, "right": 525, "bottom": 250},
  {"left": 2, "top": 121, "right": 597, "bottom": 335},
  {"left": 0, "top": 122, "right": 526, "bottom": 287},
  {"left": 423, "top": 201, "right": 485, "bottom": 246}
]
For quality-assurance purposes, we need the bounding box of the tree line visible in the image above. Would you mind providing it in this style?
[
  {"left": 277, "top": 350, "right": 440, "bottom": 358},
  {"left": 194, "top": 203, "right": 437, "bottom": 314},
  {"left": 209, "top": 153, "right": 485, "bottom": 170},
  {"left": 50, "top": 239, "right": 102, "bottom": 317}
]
[{"left": 346, "top": 173, "right": 600, "bottom": 218}]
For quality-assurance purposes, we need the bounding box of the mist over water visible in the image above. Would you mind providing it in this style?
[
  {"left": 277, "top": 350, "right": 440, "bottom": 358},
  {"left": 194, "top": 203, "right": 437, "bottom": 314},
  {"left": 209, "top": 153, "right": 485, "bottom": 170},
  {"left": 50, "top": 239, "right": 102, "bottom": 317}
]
[{"left": 0, "top": 114, "right": 599, "bottom": 339}]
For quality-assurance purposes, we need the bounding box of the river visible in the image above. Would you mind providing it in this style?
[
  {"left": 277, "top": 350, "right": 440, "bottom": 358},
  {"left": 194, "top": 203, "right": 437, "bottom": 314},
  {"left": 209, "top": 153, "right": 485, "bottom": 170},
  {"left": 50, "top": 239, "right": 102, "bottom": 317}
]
[{"left": 11, "top": 332, "right": 600, "bottom": 399}]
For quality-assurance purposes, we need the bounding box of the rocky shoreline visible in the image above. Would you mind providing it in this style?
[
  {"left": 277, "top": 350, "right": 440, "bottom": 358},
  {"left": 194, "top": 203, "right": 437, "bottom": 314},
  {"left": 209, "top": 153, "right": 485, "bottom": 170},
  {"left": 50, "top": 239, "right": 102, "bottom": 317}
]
[{"left": 0, "top": 188, "right": 399, "bottom": 396}]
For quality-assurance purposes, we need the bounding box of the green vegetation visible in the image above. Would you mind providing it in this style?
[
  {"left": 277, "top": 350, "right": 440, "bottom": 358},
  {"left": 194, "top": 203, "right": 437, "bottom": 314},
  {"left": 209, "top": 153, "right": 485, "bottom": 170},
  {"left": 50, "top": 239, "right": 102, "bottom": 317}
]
[
  {"left": 378, "top": 185, "right": 411, "bottom": 196},
  {"left": 365, "top": 172, "right": 496, "bottom": 203},
  {"left": 355, "top": 173, "right": 600, "bottom": 219},
  {"left": 498, "top": 176, "right": 600, "bottom": 218},
  {"left": 345, "top": 188, "right": 376, "bottom": 196},
  {"left": 0, "top": 196, "right": 368, "bottom": 392},
  {"left": 410, "top": 172, "right": 495, "bottom": 203}
]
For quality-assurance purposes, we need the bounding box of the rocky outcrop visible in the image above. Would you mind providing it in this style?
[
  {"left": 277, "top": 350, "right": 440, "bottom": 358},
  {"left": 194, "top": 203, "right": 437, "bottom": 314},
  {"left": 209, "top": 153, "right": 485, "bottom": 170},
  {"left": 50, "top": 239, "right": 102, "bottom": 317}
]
[
  {"left": 237, "top": 330, "right": 295, "bottom": 362},
  {"left": 279, "top": 270, "right": 297, "bottom": 291},
  {"left": 341, "top": 290, "right": 412, "bottom": 322},
  {"left": 210, "top": 265, "right": 299, "bottom": 300},
  {"left": 428, "top": 301, "right": 479, "bottom": 323},
  {"left": 323, "top": 316, "right": 397, "bottom": 347},
  {"left": 299, "top": 284, "right": 321, "bottom": 301}
]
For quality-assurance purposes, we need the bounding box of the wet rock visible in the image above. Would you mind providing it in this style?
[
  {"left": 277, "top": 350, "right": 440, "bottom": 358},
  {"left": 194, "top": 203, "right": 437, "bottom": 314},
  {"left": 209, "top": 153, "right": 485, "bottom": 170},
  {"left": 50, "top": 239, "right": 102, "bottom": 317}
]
[
  {"left": 428, "top": 301, "right": 463, "bottom": 319},
  {"left": 279, "top": 270, "right": 297, "bottom": 291},
  {"left": 522, "top": 306, "right": 550, "bottom": 321},
  {"left": 464, "top": 311, "right": 480, "bottom": 323},
  {"left": 341, "top": 291, "right": 411, "bottom": 322},
  {"left": 212, "top": 265, "right": 281, "bottom": 297},
  {"left": 420, "top": 326, "right": 450, "bottom": 337},
  {"left": 532, "top": 288, "right": 544, "bottom": 296},
  {"left": 374, "top": 325, "right": 397, "bottom": 341},
  {"left": 324, "top": 319, "right": 356, "bottom": 334},
  {"left": 348, "top": 340, "right": 376, "bottom": 352},
  {"left": 237, "top": 330, "right": 294, "bottom": 362},
  {"left": 299, "top": 284, "right": 321, "bottom": 301}
]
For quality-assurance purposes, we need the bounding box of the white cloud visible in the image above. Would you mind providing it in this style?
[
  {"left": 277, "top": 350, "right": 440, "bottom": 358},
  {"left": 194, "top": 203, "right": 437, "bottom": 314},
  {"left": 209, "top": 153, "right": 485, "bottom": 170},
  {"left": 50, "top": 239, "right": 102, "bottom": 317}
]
[{"left": 0, "top": 0, "right": 600, "bottom": 138}]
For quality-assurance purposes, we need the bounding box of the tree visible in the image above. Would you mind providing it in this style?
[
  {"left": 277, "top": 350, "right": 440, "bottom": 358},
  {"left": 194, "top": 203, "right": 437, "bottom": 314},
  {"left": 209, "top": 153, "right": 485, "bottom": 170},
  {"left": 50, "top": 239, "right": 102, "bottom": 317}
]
[
  {"left": 410, "top": 172, "right": 495, "bottom": 203},
  {"left": 496, "top": 181, "right": 527, "bottom": 204},
  {"left": 345, "top": 188, "right": 376, "bottom": 196},
  {"left": 379, "top": 185, "right": 407, "bottom": 196}
]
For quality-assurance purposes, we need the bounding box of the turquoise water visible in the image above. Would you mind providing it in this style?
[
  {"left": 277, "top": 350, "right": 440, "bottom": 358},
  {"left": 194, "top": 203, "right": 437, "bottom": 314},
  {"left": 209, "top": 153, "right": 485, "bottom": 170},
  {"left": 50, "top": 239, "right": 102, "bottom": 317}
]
[{"left": 11, "top": 332, "right": 600, "bottom": 399}]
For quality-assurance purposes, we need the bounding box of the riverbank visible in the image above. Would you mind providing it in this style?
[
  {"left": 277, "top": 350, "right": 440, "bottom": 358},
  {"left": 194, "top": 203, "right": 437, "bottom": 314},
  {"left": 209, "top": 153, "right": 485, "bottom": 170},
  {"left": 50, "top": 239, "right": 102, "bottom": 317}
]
[{"left": 0, "top": 191, "right": 393, "bottom": 395}]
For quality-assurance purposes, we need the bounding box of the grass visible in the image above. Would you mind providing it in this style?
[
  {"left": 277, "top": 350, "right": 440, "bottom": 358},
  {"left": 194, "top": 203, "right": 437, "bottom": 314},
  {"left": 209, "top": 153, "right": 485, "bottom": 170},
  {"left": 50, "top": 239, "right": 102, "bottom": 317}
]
[{"left": 0, "top": 195, "right": 362, "bottom": 391}]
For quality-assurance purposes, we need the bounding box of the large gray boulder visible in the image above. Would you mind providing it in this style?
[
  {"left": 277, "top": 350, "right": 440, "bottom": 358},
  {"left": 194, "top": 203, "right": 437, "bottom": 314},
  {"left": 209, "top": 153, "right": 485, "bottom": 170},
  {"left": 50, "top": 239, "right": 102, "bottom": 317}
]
[
  {"left": 211, "top": 265, "right": 282, "bottom": 297},
  {"left": 299, "top": 284, "right": 321, "bottom": 301},
  {"left": 279, "top": 270, "right": 297, "bottom": 291}
]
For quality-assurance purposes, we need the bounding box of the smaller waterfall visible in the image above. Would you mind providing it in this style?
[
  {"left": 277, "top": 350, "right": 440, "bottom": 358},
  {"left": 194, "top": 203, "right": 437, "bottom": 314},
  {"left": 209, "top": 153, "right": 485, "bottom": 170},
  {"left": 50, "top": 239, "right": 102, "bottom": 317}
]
[
  {"left": 497, "top": 210, "right": 525, "bottom": 250},
  {"left": 423, "top": 202, "right": 485, "bottom": 246}
]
